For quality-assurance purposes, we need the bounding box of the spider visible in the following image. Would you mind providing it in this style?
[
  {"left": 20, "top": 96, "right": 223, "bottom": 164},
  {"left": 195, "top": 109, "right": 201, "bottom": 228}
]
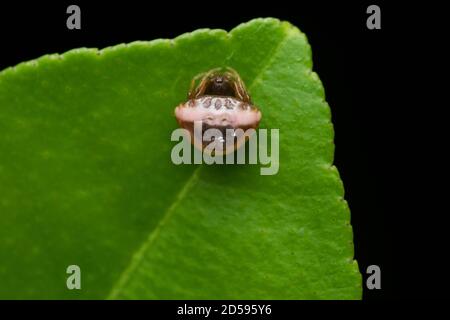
[{"left": 174, "top": 67, "right": 262, "bottom": 155}]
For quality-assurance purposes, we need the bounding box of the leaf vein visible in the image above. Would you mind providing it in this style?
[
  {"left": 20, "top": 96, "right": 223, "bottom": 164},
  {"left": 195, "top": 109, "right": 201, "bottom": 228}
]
[{"left": 106, "top": 167, "right": 201, "bottom": 299}]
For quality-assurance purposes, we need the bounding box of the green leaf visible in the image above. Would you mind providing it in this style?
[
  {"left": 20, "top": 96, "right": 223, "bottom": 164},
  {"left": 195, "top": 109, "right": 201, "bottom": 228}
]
[{"left": 0, "top": 18, "right": 361, "bottom": 299}]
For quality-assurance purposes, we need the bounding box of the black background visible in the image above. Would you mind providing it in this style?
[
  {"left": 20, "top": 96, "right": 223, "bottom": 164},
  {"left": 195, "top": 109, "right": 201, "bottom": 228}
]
[{"left": 0, "top": 1, "right": 438, "bottom": 301}]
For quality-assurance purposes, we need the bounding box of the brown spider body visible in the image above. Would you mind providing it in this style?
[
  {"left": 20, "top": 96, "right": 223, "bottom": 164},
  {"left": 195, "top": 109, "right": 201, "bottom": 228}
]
[{"left": 174, "top": 68, "right": 262, "bottom": 155}]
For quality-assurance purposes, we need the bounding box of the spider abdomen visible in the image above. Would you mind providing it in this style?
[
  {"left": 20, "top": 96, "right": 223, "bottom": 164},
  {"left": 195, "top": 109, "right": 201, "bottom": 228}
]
[{"left": 175, "top": 96, "right": 261, "bottom": 128}]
